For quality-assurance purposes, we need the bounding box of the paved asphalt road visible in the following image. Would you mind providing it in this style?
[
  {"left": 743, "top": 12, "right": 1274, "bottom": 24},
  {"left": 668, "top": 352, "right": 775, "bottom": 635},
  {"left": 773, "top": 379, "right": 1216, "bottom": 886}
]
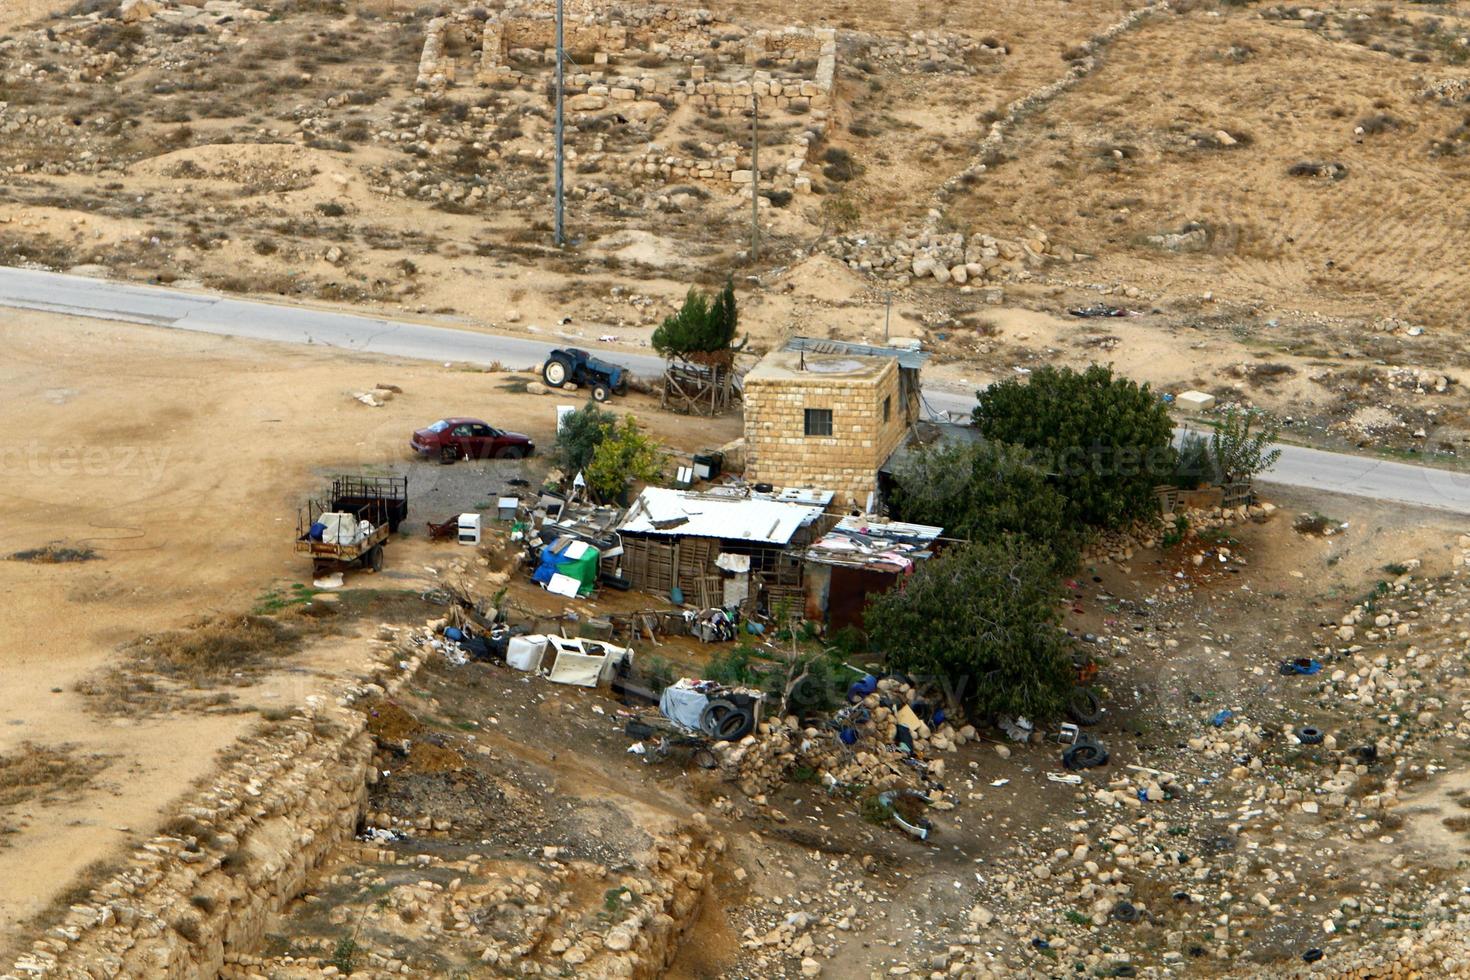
[{"left": 4, "top": 265, "right": 1469, "bottom": 514}]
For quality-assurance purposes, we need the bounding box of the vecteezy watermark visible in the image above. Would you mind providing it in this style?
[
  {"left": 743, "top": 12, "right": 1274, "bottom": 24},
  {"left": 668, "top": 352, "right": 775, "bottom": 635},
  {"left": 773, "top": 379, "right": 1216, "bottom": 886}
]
[{"left": 0, "top": 442, "right": 174, "bottom": 484}]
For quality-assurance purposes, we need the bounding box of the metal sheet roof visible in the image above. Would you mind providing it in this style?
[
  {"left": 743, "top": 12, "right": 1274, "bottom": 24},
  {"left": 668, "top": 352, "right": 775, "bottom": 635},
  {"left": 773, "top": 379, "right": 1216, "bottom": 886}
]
[
  {"left": 806, "top": 516, "right": 944, "bottom": 569},
  {"left": 619, "top": 487, "right": 828, "bottom": 545},
  {"left": 783, "top": 336, "right": 931, "bottom": 371}
]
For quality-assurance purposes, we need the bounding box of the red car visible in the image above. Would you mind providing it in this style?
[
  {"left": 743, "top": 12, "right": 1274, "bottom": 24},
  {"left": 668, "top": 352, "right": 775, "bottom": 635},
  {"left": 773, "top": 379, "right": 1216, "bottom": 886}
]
[{"left": 411, "top": 418, "right": 535, "bottom": 462}]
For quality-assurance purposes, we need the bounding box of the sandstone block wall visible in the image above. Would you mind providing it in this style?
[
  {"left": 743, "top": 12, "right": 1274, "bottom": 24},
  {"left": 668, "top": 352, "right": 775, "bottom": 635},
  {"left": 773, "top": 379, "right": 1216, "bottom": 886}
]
[
  {"left": 2, "top": 644, "right": 429, "bottom": 980},
  {"left": 744, "top": 361, "right": 907, "bottom": 507}
]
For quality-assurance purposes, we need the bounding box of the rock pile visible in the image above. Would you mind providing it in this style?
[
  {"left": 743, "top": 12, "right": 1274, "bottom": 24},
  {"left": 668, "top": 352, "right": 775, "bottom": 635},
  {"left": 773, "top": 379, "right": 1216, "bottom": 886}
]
[
  {"left": 823, "top": 226, "right": 1078, "bottom": 288},
  {"left": 717, "top": 678, "right": 967, "bottom": 802}
]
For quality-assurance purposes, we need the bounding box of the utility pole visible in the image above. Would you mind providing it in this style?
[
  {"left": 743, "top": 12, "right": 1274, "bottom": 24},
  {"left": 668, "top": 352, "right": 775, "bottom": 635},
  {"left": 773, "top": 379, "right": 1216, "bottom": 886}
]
[
  {"left": 750, "top": 87, "right": 760, "bottom": 261},
  {"left": 553, "top": 0, "right": 565, "bottom": 247},
  {"left": 884, "top": 291, "right": 892, "bottom": 340}
]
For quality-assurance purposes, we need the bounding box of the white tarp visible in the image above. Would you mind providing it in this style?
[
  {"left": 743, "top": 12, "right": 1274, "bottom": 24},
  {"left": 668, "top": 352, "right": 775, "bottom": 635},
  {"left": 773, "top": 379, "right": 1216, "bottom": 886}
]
[
  {"left": 659, "top": 685, "right": 709, "bottom": 730},
  {"left": 319, "top": 512, "right": 365, "bottom": 547},
  {"left": 506, "top": 635, "right": 547, "bottom": 672}
]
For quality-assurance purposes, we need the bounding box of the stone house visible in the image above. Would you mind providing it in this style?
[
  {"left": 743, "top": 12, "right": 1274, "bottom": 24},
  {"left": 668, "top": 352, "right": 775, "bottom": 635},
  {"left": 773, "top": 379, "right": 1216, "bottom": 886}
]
[{"left": 743, "top": 338, "right": 927, "bottom": 510}]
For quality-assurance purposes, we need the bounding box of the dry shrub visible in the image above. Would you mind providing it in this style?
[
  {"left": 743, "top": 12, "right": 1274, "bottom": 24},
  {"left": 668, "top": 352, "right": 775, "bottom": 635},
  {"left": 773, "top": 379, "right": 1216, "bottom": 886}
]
[
  {"left": 10, "top": 544, "right": 97, "bottom": 563},
  {"left": 0, "top": 743, "right": 107, "bottom": 808},
  {"left": 123, "top": 614, "right": 304, "bottom": 684}
]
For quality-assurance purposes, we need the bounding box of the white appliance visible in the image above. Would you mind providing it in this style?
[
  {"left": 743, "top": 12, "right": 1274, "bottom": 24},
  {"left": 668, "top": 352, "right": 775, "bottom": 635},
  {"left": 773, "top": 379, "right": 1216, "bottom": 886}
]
[{"left": 457, "top": 513, "right": 482, "bottom": 545}]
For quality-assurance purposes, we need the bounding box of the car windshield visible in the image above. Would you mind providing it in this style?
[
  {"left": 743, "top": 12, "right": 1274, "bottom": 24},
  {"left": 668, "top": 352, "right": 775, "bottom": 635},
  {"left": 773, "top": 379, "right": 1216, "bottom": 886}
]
[{"left": 427, "top": 420, "right": 450, "bottom": 433}]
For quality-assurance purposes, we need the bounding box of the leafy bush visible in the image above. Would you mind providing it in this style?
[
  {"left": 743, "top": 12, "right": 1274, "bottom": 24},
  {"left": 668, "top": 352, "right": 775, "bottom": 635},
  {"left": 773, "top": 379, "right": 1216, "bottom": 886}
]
[
  {"left": 651, "top": 279, "right": 738, "bottom": 356},
  {"left": 865, "top": 538, "right": 1074, "bottom": 721},
  {"left": 888, "top": 440, "right": 1078, "bottom": 574},
  {"left": 585, "top": 415, "right": 666, "bottom": 500},
  {"left": 972, "top": 365, "right": 1175, "bottom": 528},
  {"left": 1210, "top": 406, "right": 1281, "bottom": 484},
  {"left": 552, "top": 402, "right": 616, "bottom": 474}
]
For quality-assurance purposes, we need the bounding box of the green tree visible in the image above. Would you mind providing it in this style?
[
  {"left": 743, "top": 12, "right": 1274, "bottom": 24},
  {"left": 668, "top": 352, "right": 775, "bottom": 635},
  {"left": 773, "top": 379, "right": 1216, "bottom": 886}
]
[
  {"left": 864, "top": 538, "right": 1075, "bottom": 720},
  {"left": 552, "top": 402, "right": 617, "bottom": 474},
  {"left": 586, "top": 415, "right": 667, "bottom": 500},
  {"left": 1210, "top": 406, "right": 1282, "bottom": 485},
  {"left": 651, "top": 278, "right": 738, "bottom": 356},
  {"left": 888, "top": 440, "right": 1079, "bottom": 574},
  {"left": 1173, "top": 430, "right": 1220, "bottom": 488},
  {"left": 972, "top": 364, "right": 1175, "bottom": 528}
]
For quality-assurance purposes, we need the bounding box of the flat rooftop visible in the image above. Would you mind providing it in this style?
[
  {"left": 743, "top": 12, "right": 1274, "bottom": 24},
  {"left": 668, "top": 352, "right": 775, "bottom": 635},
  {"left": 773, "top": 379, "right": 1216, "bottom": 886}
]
[{"left": 745, "top": 349, "right": 894, "bottom": 383}]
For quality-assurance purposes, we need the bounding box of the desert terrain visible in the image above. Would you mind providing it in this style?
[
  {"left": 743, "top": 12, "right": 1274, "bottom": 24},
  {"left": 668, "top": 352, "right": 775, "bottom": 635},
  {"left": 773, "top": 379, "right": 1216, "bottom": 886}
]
[
  {"left": 0, "top": 0, "right": 1466, "bottom": 457},
  {"left": 4, "top": 0, "right": 1470, "bottom": 977}
]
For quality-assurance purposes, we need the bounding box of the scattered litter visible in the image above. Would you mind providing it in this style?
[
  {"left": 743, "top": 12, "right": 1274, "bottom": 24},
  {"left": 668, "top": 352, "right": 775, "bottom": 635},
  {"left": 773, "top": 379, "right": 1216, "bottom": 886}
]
[
  {"left": 998, "top": 715, "right": 1034, "bottom": 742},
  {"left": 990, "top": 778, "right": 1010, "bottom": 787},
  {"left": 1210, "top": 709, "right": 1234, "bottom": 727},
  {"left": 1047, "top": 772, "right": 1083, "bottom": 785},
  {"left": 626, "top": 742, "right": 646, "bottom": 756},
  {"left": 359, "top": 827, "right": 405, "bottom": 843},
  {"left": 1068, "top": 304, "right": 1139, "bottom": 318},
  {"left": 1278, "top": 658, "right": 1322, "bottom": 676}
]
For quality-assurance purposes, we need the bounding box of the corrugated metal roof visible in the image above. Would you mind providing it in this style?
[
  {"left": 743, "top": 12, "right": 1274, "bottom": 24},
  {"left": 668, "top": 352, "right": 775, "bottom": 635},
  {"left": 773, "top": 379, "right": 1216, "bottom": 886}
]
[
  {"left": 784, "top": 336, "right": 931, "bottom": 371},
  {"left": 806, "top": 516, "right": 944, "bottom": 569},
  {"left": 619, "top": 487, "right": 828, "bottom": 544}
]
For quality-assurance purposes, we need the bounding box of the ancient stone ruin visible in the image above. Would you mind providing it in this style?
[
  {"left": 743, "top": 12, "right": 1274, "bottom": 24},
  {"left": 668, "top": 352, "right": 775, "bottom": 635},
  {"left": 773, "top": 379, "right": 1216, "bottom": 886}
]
[{"left": 416, "top": 2, "right": 836, "bottom": 196}]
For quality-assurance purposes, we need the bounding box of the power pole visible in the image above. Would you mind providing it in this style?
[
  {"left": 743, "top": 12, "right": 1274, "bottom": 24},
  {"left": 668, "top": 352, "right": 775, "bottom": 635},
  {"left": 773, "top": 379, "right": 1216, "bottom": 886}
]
[
  {"left": 750, "top": 87, "right": 760, "bottom": 261},
  {"left": 553, "top": 0, "right": 565, "bottom": 247},
  {"left": 884, "top": 291, "right": 892, "bottom": 340}
]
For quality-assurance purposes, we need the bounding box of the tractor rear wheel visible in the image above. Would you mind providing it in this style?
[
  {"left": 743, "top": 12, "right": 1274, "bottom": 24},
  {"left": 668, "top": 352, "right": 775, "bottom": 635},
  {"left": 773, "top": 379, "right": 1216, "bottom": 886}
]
[{"left": 542, "top": 357, "right": 571, "bottom": 387}]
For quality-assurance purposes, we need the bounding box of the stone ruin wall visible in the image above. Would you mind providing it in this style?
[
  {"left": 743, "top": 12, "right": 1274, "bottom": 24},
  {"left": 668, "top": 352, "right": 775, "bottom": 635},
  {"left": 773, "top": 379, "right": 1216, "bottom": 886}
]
[
  {"left": 417, "top": 4, "right": 836, "bottom": 196},
  {"left": 2, "top": 632, "right": 722, "bottom": 980}
]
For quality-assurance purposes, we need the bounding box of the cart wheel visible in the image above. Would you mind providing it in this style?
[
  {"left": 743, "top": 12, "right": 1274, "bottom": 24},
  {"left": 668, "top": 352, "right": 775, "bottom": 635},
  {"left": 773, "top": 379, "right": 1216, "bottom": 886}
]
[{"left": 368, "top": 544, "right": 384, "bottom": 572}]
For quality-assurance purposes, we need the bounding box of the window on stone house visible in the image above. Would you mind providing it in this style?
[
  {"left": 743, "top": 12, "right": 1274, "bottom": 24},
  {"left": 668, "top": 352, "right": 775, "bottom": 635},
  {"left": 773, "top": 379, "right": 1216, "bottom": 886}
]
[
  {"left": 804, "top": 408, "right": 833, "bottom": 437},
  {"left": 883, "top": 395, "right": 892, "bottom": 424}
]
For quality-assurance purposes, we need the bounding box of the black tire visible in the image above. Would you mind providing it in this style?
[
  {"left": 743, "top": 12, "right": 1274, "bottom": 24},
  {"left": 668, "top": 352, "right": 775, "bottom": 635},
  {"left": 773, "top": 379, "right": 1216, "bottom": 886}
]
[
  {"left": 1298, "top": 726, "right": 1324, "bottom": 745},
  {"left": 700, "top": 699, "right": 754, "bottom": 741},
  {"left": 542, "top": 357, "right": 571, "bottom": 387},
  {"left": 495, "top": 446, "right": 525, "bottom": 460},
  {"left": 439, "top": 444, "right": 459, "bottom": 465},
  {"left": 368, "top": 544, "right": 384, "bottom": 573},
  {"left": 1067, "top": 689, "right": 1103, "bottom": 726},
  {"left": 591, "top": 383, "right": 612, "bottom": 403},
  {"left": 1062, "top": 743, "right": 1109, "bottom": 770},
  {"left": 722, "top": 708, "right": 755, "bottom": 740},
  {"left": 1110, "top": 901, "right": 1140, "bottom": 924}
]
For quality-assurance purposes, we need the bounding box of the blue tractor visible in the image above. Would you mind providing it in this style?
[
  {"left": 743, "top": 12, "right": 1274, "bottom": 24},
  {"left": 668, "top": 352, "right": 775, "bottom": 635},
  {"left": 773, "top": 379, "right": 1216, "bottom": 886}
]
[{"left": 541, "top": 348, "right": 630, "bottom": 403}]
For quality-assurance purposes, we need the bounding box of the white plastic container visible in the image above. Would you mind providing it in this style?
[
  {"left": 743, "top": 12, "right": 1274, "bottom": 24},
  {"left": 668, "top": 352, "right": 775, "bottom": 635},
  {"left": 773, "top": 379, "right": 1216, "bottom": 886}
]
[
  {"left": 506, "top": 635, "right": 547, "bottom": 672},
  {"left": 458, "top": 512, "right": 482, "bottom": 545}
]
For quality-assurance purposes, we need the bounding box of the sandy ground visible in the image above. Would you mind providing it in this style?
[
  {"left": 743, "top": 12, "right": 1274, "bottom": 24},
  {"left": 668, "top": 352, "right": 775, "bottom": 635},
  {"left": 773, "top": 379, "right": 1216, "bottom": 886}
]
[{"left": 0, "top": 308, "right": 739, "bottom": 945}]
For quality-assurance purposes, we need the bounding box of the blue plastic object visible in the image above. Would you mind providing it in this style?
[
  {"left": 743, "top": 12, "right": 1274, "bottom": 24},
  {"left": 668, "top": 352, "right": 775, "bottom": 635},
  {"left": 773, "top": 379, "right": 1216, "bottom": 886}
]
[
  {"left": 670, "top": 586, "right": 684, "bottom": 605},
  {"left": 1210, "top": 709, "right": 1234, "bottom": 727},
  {"left": 444, "top": 627, "right": 464, "bottom": 642},
  {"left": 847, "top": 674, "right": 878, "bottom": 703},
  {"left": 839, "top": 727, "right": 858, "bottom": 746}
]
